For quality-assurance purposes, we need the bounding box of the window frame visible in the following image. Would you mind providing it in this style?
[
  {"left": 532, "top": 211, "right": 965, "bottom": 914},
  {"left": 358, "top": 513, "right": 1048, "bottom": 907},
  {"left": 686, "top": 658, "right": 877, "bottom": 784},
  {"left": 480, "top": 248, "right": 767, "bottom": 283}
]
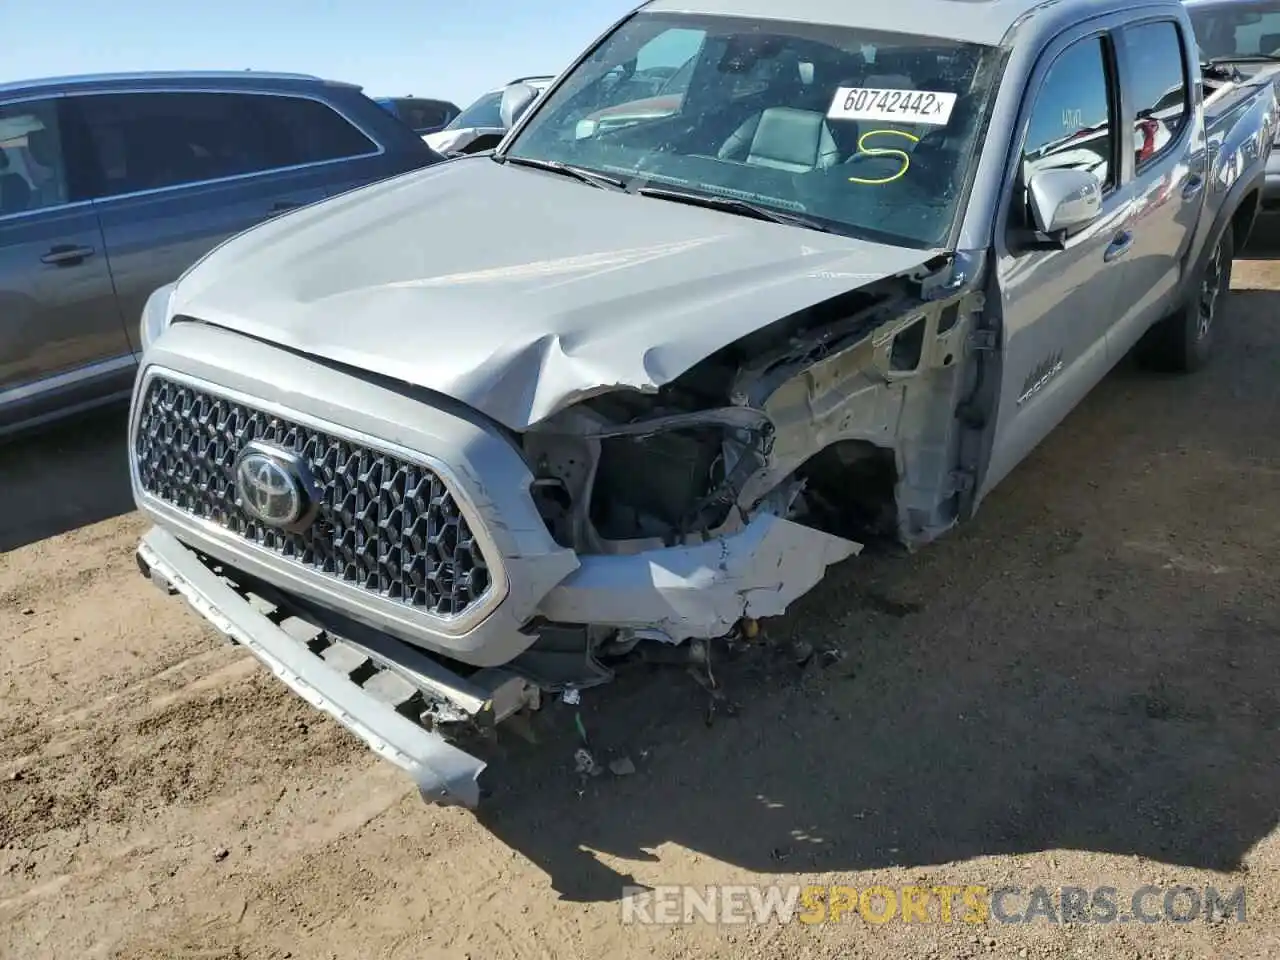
[
  {"left": 62, "top": 86, "right": 385, "bottom": 204},
  {"left": 1114, "top": 16, "right": 1193, "bottom": 176},
  {"left": 996, "top": 26, "right": 1124, "bottom": 248},
  {"left": 1019, "top": 33, "right": 1123, "bottom": 198}
]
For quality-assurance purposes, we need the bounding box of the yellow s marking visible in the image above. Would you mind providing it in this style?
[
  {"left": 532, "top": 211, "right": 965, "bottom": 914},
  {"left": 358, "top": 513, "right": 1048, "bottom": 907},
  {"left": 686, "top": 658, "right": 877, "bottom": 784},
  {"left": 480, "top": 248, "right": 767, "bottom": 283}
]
[{"left": 847, "top": 128, "right": 919, "bottom": 185}]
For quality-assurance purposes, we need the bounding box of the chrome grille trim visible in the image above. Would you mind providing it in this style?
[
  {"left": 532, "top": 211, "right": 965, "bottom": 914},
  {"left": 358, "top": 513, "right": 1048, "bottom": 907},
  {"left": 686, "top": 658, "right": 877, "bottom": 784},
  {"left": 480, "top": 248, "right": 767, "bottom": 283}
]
[{"left": 130, "top": 366, "right": 508, "bottom": 633}]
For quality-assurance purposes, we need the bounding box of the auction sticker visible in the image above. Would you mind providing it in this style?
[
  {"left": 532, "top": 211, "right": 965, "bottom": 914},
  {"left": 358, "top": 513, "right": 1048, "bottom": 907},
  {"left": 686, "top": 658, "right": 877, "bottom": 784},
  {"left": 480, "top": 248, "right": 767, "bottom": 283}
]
[{"left": 828, "top": 87, "right": 957, "bottom": 126}]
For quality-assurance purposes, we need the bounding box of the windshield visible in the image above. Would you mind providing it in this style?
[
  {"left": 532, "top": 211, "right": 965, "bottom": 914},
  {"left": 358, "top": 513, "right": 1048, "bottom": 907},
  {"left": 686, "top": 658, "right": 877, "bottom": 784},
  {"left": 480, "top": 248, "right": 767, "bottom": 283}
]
[
  {"left": 504, "top": 12, "right": 1003, "bottom": 248},
  {"left": 446, "top": 91, "right": 504, "bottom": 131},
  {"left": 1188, "top": 1, "right": 1280, "bottom": 60}
]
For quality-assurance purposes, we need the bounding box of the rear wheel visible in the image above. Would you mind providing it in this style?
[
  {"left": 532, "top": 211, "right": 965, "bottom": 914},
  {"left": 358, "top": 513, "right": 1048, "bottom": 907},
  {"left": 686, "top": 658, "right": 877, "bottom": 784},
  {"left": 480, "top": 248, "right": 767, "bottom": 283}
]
[{"left": 1136, "top": 225, "right": 1234, "bottom": 373}]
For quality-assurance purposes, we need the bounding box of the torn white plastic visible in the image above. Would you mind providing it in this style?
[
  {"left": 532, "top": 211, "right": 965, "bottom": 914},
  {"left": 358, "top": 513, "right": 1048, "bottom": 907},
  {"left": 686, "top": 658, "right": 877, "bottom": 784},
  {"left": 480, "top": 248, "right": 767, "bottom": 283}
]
[{"left": 537, "top": 512, "right": 862, "bottom": 640}]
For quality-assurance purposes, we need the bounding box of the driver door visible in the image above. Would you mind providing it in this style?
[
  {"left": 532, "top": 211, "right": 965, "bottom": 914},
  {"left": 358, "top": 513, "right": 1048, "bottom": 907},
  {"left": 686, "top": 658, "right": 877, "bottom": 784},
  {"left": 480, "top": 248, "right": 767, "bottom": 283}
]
[{"left": 978, "top": 26, "right": 1143, "bottom": 501}]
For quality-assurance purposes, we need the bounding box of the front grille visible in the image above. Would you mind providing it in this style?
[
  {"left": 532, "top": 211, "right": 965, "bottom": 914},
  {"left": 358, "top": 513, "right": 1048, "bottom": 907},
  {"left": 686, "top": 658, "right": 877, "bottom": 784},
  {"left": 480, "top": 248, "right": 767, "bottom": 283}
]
[{"left": 134, "top": 376, "right": 494, "bottom": 618}]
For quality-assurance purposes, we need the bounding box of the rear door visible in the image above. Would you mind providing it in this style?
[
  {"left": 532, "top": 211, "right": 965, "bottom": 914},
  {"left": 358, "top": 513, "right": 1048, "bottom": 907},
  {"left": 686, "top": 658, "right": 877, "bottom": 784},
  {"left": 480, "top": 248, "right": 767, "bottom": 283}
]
[
  {"left": 979, "top": 27, "right": 1139, "bottom": 499},
  {"left": 71, "top": 89, "right": 381, "bottom": 352},
  {"left": 0, "top": 96, "right": 132, "bottom": 424},
  {"left": 1106, "top": 16, "right": 1202, "bottom": 359}
]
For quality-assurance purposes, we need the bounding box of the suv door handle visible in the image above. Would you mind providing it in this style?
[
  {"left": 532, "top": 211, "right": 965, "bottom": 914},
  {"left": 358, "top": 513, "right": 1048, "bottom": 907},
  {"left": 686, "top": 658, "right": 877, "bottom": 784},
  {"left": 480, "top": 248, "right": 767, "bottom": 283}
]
[
  {"left": 1104, "top": 230, "right": 1133, "bottom": 262},
  {"left": 40, "top": 244, "right": 95, "bottom": 266},
  {"left": 1183, "top": 174, "right": 1205, "bottom": 199}
]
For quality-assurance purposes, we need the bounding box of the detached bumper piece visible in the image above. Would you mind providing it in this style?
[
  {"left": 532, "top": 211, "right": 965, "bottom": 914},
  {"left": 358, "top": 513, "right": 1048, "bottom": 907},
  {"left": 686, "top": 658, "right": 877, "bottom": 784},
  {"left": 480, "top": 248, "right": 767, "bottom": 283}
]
[{"left": 137, "top": 525, "right": 534, "bottom": 808}]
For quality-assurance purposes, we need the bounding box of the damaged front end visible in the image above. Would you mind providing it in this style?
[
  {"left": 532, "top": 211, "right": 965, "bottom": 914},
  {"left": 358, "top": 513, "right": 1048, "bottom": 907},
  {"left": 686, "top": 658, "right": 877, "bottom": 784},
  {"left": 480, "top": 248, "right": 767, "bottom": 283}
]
[
  {"left": 133, "top": 249, "right": 987, "bottom": 807},
  {"left": 520, "top": 252, "right": 983, "bottom": 643}
]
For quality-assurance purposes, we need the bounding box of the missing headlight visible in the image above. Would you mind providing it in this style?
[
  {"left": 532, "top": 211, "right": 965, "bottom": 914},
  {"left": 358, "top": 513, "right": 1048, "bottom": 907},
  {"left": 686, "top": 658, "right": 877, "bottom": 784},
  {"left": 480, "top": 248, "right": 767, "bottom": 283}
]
[{"left": 590, "top": 426, "right": 727, "bottom": 541}]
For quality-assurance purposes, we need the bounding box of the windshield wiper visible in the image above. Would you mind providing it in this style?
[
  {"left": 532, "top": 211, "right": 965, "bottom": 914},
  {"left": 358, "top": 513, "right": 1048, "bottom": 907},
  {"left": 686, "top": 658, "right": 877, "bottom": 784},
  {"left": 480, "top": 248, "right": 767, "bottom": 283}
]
[
  {"left": 634, "top": 185, "right": 835, "bottom": 233},
  {"left": 493, "top": 155, "right": 625, "bottom": 190}
]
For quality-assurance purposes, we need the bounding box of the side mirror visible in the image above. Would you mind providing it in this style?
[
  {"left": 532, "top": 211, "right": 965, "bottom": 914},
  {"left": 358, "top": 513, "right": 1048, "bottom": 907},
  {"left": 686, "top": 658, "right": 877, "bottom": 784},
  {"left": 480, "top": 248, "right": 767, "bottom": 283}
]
[
  {"left": 499, "top": 82, "right": 539, "bottom": 130},
  {"left": 1027, "top": 168, "right": 1103, "bottom": 237}
]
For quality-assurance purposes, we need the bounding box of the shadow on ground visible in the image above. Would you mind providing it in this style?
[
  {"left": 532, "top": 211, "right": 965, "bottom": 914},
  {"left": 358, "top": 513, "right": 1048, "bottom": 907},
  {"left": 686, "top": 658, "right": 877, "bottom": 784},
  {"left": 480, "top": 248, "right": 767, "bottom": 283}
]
[
  {"left": 1240, "top": 212, "right": 1280, "bottom": 259},
  {"left": 0, "top": 405, "right": 133, "bottom": 553},
  {"left": 473, "top": 285, "right": 1280, "bottom": 901}
]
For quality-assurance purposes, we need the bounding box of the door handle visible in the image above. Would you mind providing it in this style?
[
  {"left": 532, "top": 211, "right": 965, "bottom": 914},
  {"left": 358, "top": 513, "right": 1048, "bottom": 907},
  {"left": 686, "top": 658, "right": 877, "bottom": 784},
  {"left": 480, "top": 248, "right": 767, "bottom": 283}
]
[
  {"left": 1182, "top": 174, "right": 1205, "bottom": 199},
  {"left": 40, "top": 244, "right": 95, "bottom": 266},
  {"left": 1104, "top": 230, "right": 1133, "bottom": 262}
]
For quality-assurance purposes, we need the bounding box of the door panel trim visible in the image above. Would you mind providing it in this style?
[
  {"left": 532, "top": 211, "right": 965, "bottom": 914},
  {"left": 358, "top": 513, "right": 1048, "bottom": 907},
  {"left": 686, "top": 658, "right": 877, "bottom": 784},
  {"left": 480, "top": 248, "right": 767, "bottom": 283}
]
[{"left": 0, "top": 353, "right": 136, "bottom": 405}]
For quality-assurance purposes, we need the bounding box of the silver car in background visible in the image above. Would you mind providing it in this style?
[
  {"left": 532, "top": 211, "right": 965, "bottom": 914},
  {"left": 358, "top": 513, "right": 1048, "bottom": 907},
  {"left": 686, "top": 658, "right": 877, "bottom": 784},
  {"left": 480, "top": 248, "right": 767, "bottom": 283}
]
[{"left": 422, "top": 76, "right": 554, "bottom": 156}]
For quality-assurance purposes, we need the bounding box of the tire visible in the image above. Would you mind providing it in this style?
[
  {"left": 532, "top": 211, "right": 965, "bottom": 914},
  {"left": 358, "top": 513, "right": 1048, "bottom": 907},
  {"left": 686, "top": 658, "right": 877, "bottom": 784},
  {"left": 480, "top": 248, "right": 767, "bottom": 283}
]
[{"left": 1136, "top": 224, "right": 1234, "bottom": 373}]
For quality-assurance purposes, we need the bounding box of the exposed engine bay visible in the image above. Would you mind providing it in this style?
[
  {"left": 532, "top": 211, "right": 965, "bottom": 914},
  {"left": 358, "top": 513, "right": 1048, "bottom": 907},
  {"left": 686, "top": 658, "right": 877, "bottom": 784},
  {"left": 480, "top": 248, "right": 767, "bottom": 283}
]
[{"left": 521, "top": 256, "right": 981, "bottom": 562}]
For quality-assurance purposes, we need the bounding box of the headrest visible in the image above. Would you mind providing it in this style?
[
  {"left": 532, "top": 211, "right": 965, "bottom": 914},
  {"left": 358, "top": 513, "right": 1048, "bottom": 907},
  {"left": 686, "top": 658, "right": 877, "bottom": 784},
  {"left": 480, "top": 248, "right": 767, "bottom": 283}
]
[
  {"left": 748, "top": 107, "right": 839, "bottom": 172},
  {"left": 26, "top": 127, "right": 55, "bottom": 165}
]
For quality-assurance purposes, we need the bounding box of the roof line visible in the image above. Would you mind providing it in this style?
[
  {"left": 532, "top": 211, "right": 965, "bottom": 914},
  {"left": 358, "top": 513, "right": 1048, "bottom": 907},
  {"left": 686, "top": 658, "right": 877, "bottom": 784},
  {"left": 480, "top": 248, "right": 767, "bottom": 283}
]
[{"left": 0, "top": 69, "right": 346, "bottom": 93}]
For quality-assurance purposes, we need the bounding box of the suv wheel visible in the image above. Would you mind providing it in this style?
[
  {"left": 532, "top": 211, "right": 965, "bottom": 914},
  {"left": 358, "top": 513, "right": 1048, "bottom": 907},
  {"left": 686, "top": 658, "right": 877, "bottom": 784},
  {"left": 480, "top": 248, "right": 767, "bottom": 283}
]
[{"left": 1137, "top": 225, "right": 1234, "bottom": 373}]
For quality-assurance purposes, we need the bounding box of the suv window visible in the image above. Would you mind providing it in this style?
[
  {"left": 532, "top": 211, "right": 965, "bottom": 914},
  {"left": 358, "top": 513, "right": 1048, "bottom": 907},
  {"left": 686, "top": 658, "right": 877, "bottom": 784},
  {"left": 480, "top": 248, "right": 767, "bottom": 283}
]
[
  {"left": 395, "top": 99, "right": 452, "bottom": 132},
  {"left": 0, "top": 100, "right": 70, "bottom": 216},
  {"left": 1188, "top": 2, "right": 1280, "bottom": 60},
  {"left": 446, "top": 91, "right": 505, "bottom": 131},
  {"left": 1022, "top": 37, "right": 1116, "bottom": 191},
  {"left": 77, "top": 91, "right": 373, "bottom": 198},
  {"left": 1123, "top": 21, "right": 1189, "bottom": 170},
  {"left": 252, "top": 95, "right": 378, "bottom": 163}
]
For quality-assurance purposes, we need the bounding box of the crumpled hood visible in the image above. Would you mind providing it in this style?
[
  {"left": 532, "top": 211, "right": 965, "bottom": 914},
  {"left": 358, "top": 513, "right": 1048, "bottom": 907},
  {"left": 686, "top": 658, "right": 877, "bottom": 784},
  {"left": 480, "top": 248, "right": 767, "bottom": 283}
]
[{"left": 170, "top": 156, "right": 943, "bottom": 431}]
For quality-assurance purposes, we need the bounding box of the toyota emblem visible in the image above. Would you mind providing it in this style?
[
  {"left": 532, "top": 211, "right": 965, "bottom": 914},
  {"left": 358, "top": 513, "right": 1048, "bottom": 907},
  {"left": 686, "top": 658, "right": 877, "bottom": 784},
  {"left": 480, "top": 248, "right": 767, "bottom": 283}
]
[{"left": 234, "top": 445, "right": 308, "bottom": 528}]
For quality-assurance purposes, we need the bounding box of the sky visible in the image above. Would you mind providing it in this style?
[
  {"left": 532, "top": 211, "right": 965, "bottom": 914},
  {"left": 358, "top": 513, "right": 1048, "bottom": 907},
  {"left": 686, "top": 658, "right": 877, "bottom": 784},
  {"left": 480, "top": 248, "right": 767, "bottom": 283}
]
[{"left": 2, "top": 0, "right": 639, "bottom": 108}]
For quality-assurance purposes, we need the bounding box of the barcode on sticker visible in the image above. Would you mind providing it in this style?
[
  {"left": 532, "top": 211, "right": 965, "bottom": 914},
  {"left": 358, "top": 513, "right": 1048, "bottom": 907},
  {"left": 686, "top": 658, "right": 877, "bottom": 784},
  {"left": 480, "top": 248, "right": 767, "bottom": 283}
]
[{"left": 828, "top": 87, "right": 957, "bottom": 126}]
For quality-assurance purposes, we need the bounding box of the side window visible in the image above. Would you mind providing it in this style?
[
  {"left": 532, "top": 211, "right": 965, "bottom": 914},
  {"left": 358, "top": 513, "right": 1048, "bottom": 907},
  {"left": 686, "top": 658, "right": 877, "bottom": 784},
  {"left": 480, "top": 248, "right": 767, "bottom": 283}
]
[
  {"left": 403, "top": 101, "right": 449, "bottom": 131},
  {"left": 1021, "top": 37, "right": 1116, "bottom": 191},
  {"left": 1123, "top": 21, "right": 1189, "bottom": 170},
  {"left": 1233, "top": 12, "right": 1280, "bottom": 54},
  {"left": 0, "top": 99, "right": 70, "bottom": 216},
  {"left": 78, "top": 92, "right": 281, "bottom": 196},
  {"left": 597, "top": 28, "right": 707, "bottom": 109},
  {"left": 250, "top": 95, "right": 378, "bottom": 164}
]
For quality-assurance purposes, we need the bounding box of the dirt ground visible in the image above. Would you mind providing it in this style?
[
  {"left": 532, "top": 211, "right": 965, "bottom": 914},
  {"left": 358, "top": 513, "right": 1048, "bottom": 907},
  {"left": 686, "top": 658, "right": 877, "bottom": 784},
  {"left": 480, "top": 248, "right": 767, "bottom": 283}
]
[{"left": 4, "top": 234, "right": 1280, "bottom": 960}]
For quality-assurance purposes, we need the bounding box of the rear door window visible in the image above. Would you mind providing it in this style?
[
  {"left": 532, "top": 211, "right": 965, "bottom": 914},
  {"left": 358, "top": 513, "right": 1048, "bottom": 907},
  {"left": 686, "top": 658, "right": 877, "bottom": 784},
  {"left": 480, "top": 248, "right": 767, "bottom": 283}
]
[
  {"left": 1121, "top": 20, "right": 1189, "bottom": 170},
  {"left": 78, "top": 92, "right": 282, "bottom": 196},
  {"left": 77, "top": 91, "right": 376, "bottom": 198},
  {"left": 250, "top": 95, "right": 379, "bottom": 163}
]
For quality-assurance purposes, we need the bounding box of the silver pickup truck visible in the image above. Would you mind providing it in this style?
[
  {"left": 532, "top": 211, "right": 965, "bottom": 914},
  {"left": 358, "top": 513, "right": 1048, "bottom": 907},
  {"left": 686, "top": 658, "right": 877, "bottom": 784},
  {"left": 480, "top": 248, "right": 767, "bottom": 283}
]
[{"left": 130, "top": 0, "right": 1276, "bottom": 806}]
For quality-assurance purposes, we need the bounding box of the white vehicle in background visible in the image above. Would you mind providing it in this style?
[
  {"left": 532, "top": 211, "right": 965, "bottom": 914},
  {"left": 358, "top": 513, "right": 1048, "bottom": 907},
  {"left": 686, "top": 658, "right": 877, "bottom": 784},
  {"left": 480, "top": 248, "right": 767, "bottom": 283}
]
[{"left": 424, "top": 76, "right": 554, "bottom": 156}]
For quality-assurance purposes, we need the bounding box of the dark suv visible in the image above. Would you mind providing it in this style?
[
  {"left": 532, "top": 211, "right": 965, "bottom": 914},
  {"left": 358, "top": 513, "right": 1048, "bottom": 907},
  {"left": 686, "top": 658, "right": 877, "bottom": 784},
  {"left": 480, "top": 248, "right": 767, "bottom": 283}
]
[{"left": 0, "top": 71, "right": 443, "bottom": 437}]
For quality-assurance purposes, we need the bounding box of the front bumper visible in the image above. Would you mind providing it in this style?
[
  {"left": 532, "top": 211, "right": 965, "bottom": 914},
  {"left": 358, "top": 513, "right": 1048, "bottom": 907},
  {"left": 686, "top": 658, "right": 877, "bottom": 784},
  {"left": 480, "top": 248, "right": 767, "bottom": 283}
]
[
  {"left": 136, "top": 524, "right": 541, "bottom": 807},
  {"left": 131, "top": 323, "right": 864, "bottom": 800}
]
